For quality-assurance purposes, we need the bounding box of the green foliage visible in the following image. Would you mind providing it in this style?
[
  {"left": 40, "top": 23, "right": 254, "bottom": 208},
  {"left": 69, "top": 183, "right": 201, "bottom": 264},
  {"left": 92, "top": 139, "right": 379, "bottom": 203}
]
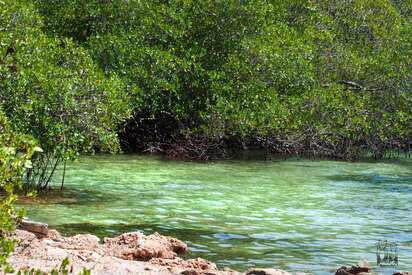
[
  {"left": 83, "top": 0, "right": 271, "bottom": 122},
  {"left": 20, "top": 0, "right": 412, "bottom": 158},
  {"left": 0, "top": 112, "right": 37, "bottom": 272},
  {"left": 0, "top": 0, "right": 131, "bottom": 190}
]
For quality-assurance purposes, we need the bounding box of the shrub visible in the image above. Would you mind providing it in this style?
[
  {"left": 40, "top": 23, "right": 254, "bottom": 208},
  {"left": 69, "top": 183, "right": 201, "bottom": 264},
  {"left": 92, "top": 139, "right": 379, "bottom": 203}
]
[
  {"left": 0, "top": 0, "right": 131, "bottom": 190},
  {"left": 0, "top": 112, "right": 37, "bottom": 272}
]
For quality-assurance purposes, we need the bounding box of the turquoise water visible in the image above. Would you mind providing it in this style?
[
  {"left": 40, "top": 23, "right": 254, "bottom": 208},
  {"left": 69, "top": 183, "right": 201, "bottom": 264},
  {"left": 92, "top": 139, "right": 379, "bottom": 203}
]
[{"left": 21, "top": 154, "right": 412, "bottom": 274}]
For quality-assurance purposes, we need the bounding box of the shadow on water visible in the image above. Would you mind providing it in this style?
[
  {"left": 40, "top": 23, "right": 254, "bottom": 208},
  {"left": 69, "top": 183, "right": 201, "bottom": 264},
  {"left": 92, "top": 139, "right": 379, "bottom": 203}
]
[
  {"left": 18, "top": 186, "right": 125, "bottom": 206},
  {"left": 327, "top": 173, "right": 412, "bottom": 182},
  {"left": 325, "top": 174, "right": 412, "bottom": 197},
  {"left": 326, "top": 174, "right": 412, "bottom": 187}
]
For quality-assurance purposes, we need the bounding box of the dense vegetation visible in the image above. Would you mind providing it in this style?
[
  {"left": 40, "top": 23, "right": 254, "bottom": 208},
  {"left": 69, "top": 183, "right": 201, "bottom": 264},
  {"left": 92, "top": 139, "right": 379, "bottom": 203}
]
[
  {"left": 0, "top": 0, "right": 411, "bottom": 188},
  {"left": 0, "top": 0, "right": 130, "bottom": 191},
  {"left": 32, "top": 0, "right": 411, "bottom": 160}
]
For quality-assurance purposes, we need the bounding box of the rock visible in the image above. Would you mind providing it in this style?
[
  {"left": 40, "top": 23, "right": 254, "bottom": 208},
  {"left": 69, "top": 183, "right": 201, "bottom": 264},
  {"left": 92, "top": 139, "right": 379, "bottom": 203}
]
[
  {"left": 104, "top": 232, "right": 188, "bottom": 261},
  {"left": 9, "top": 225, "right": 295, "bottom": 275},
  {"left": 357, "top": 261, "right": 371, "bottom": 270},
  {"left": 9, "top": 230, "right": 94, "bottom": 274},
  {"left": 56, "top": 234, "right": 101, "bottom": 251},
  {"left": 393, "top": 273, "right": 412, "bottom": 275},
  {"left": 18, "top": 219, "right": 49, "bottom": 236},
  {"left": 13, "top": 229, "right": 38, "bottom": 248},
  {"left": 245, "top": 268, "right": 293, "bottom": 275},
  {"left": 179, "top": 270, "right": 199, "bottom": 275},
  {"left": 90, "top": 256, "right": 170, "bottom": 275},
  {"left": 335, "top": 267, "right": 351, "bottom": 275},
  {"left": 335, "top": 264, "right": 373, "bottom": 275},
  {"left": 9, "top": 258, "right": 73, "bottom": 274},
  {"left": 47, "top": 229, "right": 62, "bottom": 240},
  {"left": 149, "top": 257, "right": 227, "bottom": 274}
]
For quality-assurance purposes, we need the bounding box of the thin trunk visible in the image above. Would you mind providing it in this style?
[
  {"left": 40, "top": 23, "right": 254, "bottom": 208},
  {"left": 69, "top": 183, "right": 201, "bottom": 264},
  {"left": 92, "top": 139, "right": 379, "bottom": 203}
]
[
  {"left": 45, "top": 156, "right": 60, "bottom": 188},
  {"left": 37, "top": 156, "right": 49, "bottom": 191},
  {"left": 61, "top": 159, "right": 67, "bottom": 190},
  {"left": 25, "top": 168, "right": 32, "bottom": 194}
]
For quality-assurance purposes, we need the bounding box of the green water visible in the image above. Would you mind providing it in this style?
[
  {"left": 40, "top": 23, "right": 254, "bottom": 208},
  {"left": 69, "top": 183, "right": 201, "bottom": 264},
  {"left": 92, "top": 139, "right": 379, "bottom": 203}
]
[{"left": 22, "top": 154, "right": 412, "bottom": 274}]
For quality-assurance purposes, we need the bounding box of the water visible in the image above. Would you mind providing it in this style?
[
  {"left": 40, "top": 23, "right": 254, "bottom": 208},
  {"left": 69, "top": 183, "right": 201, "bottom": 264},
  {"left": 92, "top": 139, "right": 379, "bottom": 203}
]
[{"left": 21, "top": 154, "right": 412, "bottom": 274}]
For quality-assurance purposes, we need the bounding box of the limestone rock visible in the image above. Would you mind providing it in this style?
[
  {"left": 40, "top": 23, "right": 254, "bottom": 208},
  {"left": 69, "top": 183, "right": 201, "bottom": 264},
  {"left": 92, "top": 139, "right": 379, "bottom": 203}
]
[
  {"left": 245, "top": 268, "right": 293, "bottom": 275},
  {"left": 104, "top": 231, "right": 188, "bottom": 261},
  {"left": 357, "top": 261, "right": 371, "bottom": 270},
  {"left": 56, "top": 234, "right": 100, "bottom": 250},
  {"left": 149, "top": 257, "right": 229, "bottom": 274},
  {"left": 9, "top": 230, "right": 95, "bottom": 274},
  {"left": 90, "top": 256, "right": 170, "bottom": 275},
  {"left": 9, "top": 226, "right": 304, "bottom": 275},
  {"left": 47, "top": 229, "right": 62, "bottom": 240},
  {"left": 12, "top": 229, "right": 39, "bottom": 254},
  {"left": 18, "top": 219, "right": 49, "bottom": 236}
]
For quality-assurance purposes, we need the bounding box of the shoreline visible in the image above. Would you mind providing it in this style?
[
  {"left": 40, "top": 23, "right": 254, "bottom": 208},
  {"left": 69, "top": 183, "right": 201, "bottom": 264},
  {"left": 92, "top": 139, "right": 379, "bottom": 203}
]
[
  {"left": 6, "top": 220, "right": 410, "bottom": 275},
  {"left": 9, "top": 220, "right": 281, "bottom": 275}
]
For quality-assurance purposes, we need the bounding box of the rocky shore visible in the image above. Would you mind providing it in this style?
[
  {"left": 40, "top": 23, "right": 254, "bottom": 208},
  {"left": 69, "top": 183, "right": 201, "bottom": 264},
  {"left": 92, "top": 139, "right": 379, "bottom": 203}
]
[{"left": 7, "top": 220, "right": 412, "bottom": 275}]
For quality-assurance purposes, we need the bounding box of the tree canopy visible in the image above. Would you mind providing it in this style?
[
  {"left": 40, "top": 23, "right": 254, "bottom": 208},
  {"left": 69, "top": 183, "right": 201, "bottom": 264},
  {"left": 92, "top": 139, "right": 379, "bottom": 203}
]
[
  {"left": 0, "top": 0, "right": 410, "bottom": 166},
  {"left": 32, "top": 0, "right": 411, "bottom": 159}
]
